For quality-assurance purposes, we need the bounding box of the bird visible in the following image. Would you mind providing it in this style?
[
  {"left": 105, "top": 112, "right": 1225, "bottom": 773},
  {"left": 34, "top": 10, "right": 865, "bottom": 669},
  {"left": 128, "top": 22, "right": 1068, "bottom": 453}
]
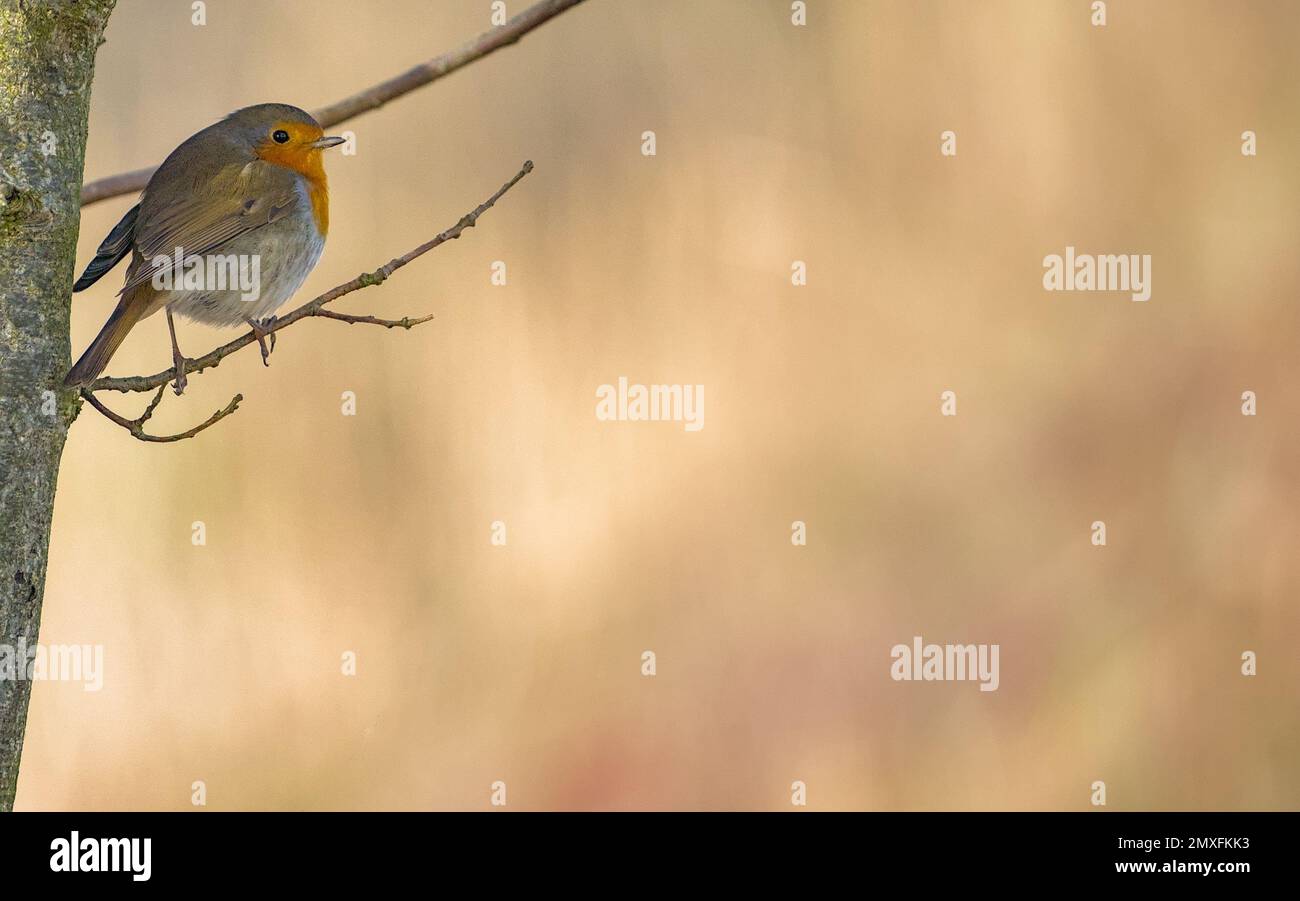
[{"left": 65, "top": 103, "right": 346, "bottom": 394}]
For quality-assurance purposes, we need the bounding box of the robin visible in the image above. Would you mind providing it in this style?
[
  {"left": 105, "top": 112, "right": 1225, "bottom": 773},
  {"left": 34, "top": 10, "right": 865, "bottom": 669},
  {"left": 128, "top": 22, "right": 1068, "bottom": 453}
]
[{"left": 65, "top": 103, "right": 345, "bottom": 393}]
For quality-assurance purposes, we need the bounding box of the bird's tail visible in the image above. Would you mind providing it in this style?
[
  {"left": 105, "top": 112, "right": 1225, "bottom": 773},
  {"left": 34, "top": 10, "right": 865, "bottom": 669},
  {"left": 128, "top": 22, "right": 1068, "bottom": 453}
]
[{"left": 63, "top": 290, "right": 150, "bottom": 387}]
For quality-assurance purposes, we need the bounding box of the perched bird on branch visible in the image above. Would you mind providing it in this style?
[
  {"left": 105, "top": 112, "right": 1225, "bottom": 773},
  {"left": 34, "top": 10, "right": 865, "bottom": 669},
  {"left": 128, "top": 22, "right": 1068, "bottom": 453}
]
[{"left": 65, "top": 103, "right": 345, "bottom": 394}]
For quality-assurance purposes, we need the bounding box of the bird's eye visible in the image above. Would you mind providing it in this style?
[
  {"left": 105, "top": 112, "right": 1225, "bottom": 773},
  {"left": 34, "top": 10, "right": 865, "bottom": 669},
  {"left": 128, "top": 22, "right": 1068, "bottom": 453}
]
[{"left": 272, "top": 129, "right": 290, "bottom": 144}]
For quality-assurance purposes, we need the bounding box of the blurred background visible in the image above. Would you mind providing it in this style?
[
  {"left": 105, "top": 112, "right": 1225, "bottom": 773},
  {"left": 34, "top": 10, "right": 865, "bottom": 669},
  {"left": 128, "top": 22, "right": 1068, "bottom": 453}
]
[{"left": 19, "top": 0, "right": 1300, "bottom": 810}]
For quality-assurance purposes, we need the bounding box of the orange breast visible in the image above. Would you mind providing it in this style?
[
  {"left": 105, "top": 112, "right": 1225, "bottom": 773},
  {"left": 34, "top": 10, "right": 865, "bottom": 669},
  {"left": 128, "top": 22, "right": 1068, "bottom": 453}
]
[
  {"left": 256, "top": 143, "right": 330, "bottom": 236},
  {"left": 305, "top": 175, "right": 329, "bottom": 237}
]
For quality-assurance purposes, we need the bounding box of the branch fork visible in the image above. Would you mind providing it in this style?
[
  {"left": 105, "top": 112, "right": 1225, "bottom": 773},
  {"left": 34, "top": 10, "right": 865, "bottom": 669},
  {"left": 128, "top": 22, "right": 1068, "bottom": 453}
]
[{"left": 81, "top": 384, "right": 243, "bottom": 443}]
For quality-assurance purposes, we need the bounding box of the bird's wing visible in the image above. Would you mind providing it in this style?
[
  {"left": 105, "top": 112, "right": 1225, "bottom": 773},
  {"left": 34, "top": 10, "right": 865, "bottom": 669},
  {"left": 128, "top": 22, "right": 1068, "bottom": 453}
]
[
  {"left": 72, "top": 202, "right": 140, "bottom": 292},
  {"left": 118, "top": 160, "right": 302, "bottom": 297}
]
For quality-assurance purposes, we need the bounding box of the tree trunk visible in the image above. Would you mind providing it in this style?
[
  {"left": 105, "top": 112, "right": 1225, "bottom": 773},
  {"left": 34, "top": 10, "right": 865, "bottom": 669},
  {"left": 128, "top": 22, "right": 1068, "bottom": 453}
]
[{"left": 0, "top": 0, "right": 115, "bottom": 812}]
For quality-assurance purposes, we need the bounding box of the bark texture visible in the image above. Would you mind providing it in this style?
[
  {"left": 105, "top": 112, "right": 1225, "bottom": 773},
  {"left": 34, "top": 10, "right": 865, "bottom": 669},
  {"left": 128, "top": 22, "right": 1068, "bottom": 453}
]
[{"left": 0, "top": 0, "right": 114, "bottom": 811}]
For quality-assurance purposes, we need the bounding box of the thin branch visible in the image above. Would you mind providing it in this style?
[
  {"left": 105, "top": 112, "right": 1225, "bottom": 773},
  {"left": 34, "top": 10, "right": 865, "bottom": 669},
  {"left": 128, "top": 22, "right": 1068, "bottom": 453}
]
[
  {"left": 81, "top": 384, "right": 243, "bottom": 442},
  {"left": 311, "top": 310, "right": 435, "bottom": 329},
  {"left": 79, "top": 0, "right": 585, "bottom": 205},
  {"left": 90, "top": 159, "right": 534, "bottom": 394}
]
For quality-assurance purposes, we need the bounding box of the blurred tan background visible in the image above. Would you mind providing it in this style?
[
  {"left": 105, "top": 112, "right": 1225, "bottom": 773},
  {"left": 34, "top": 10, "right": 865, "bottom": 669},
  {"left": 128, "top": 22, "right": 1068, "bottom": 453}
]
[{"left": 19, "top": 0, "right": 1300, "bottom": 810}]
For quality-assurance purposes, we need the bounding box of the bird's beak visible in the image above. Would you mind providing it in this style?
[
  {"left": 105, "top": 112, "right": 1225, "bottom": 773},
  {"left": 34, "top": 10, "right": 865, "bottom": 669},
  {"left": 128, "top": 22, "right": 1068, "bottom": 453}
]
[{"left": 312, "top": 135, "right": 346, "bottom": 149}]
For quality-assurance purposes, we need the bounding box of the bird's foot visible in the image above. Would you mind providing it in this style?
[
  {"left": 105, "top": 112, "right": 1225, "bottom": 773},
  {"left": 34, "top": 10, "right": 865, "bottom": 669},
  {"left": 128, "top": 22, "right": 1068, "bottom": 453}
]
[
  {"left": 171, "top": 352, "right": 190, "bottom": 396},
  {"left": 246, "top": 316, "right": 278, "bottom": 367}
]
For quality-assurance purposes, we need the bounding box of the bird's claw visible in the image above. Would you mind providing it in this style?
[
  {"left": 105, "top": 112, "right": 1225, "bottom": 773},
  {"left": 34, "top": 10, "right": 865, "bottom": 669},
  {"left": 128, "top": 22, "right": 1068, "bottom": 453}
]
[
  {"left": 246, "top": 316, "right": 278, "bottom": 367},
  {"left": 171, "top": 358, "right": 189, "bottom": 396}
]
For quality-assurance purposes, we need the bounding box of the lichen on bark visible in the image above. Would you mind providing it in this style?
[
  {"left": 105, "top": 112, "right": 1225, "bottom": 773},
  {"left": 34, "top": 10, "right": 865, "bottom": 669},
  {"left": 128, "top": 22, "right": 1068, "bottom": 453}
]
[{"left": 0, "top": 0, "right": 115, "bottom": 812}]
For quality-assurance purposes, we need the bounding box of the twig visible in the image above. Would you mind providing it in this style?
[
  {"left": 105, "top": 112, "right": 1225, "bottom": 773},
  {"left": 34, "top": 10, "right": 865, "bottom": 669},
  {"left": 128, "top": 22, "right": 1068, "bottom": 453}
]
[
  {"left": 79, "top": 0, "right": 584, "bottom": 205},
  {"left": 80, "top": 384, "right": 243, "bottom": 442},
  {"left": 311, "top": 310, "right": 435, "bottom": 329},
  {"left": 90, "top": 159, "right": 533, "bottom": 395}
]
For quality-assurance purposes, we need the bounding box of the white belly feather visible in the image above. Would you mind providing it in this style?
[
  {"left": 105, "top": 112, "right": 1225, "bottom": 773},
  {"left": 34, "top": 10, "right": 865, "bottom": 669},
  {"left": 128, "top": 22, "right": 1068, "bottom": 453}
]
[{"left": 159, "top": 180, "right": 325, "bottom": 327}]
